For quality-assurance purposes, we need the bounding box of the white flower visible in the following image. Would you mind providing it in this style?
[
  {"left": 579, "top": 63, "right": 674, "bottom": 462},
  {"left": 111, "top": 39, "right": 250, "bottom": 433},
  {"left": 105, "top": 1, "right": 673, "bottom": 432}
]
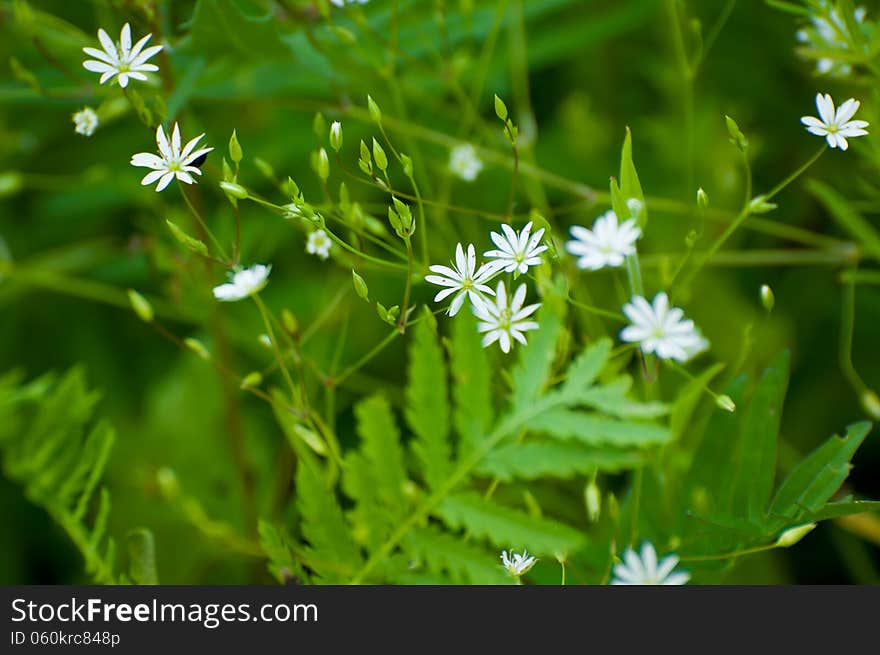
[
  {"left": 131, "top": 123, "right": 213, "bottom": 192},
  {"left": 611, "top": 542, "right": 689, "bottom": 585},
  {"left": 425, "top": 243, "right": 497, "bottom": 317},
  {"left": 82, "top": 23, "right": 162, "bottom": 88},
  {"left": 472, "top": 280, "right": 540, "bottom": 353},
  {"left": 306, "top": 229, "right": 332, "bottom": 260},
  {"left": 72, "top": 107, "right": 99, "bottom": 137},
  {"left": 620, "top": 292, "right": 708, "bottom": 362},
  {"left": 565, "top": 210, "right": 641, "bottom": 271},
  {"left": 212, "top": 265, "right": 271, "bottom": 302},
  {"left": 801, "top": 93, "right": 869, "bottom": 150},
  {"left": 449, "top": 144, "right": 483, "bottom": 181},
  {"left": 501, "top": 549, "right": 537, "bottom": 578},
  {"left": 484, "top": 221, "right": 548, "bottom": 275}
]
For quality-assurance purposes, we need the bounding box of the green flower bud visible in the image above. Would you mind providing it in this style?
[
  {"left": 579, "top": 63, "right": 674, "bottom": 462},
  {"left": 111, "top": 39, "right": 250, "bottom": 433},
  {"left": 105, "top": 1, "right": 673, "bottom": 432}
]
[
  {"left": 860, "top": 390, "right": 880, "bottom": 420},
  {"left": 229, "top": 129, "right": 243, "bottom": 164},
  {"left": 725, "top": 115, "right": 748, "bottom": 152},
  {"left": 760, "top": 284, "right": 775, "bottom": 313},
  {"left": 352, "top": 269, "right": 369, "bottom": 301},
  {"left": 240, "top": 371, "right": 263, "bottom": 390},
  {"left": 219, "top": 181, "right": 248, "bottom": 199},
  {"left": 313, "top": 112, "right": 326, "bottom": 140},
  {"left": 697, "top": 187, "right": 709, "bottom": 210},
  {"left": 165, "top": 220, "right": 208, "bottom": 257},
  {"left": 494, "top": 94, "right": 508, "bottom": 121},
  {"left": 585, "top": 481, "right": 601, "bottom": 523},
  {"left": 372, "top": 138, "right": 388, "bottom": 172},
  {"left": 184, "top": 337, "right": 211, "bottom": 360},
  {"left": 400, "top": 153, "right": 413, "bottom": 178},
  {"left": 715, "top": 394, "right": 736, "bottom": 413},
  {"left": 367, "top": 94, "right": 382, "bottom": 125},
  {"left": 775, "top": 523, "right": 816, "bottom": 548},
  {"left": 315, "top": 148, "right": 330, "bottom": 182},
  {"left": 127, "top": 289, "right": 154, "bottom": 323},
  {"left": 330, "top": 121, "right": 343, "bottom": 152}
]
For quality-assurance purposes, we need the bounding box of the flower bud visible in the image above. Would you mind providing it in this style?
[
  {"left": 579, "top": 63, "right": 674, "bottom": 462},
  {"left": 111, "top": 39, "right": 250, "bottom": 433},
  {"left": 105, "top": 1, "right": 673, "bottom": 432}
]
[
  {"left": 166, "top": 220, "right": 208, "bottom": 257},
  {"left": 229, "top": 129, "right": 243, "bottom": 164},
  {"left": 860, "top": 390, "right": 880, "bottom": 420},
  {"left": 715, "top": 394, "right": 736, "bottom": 413},
  {"left": 330, "top": 121, "right": 343, "bottom": 152},
  {"left": 219, "top": 181, "right": 248, "bottom": 199},
  {"left": 315, "top": 148, "right": 330, "bottom": 182},
  {"left": 697, "top": 187, "right": 709, "bottom": 210},
  {"left": 127, "top": 289, "right": 154, "bottom": 323},
  {"left": 494, "top": 94, "right": 508, "bottom": 121},
  {"left": 748, "top": 195, "right": 777, "bottom": 214},
  {"left": 372, "top": 138, "right": 388, "bottom": 172},
  {"left": 184, "top": 337, "right": 211, "bottom": 360},
  {"left": 240, "top": 371, "right": 263, "bottom": 390},
  {"left": 367, "top": 94, "right": 382, "bottom": 125},
  {"left": 775, "top": 523, "right": 816, "bottom": 548},
  {"left": 760, "top": 284, "right": 775, "bottom": 313},
  {"left": 156, "top": 467, "right": 180, "bottom": 498},
  {"left": 725, "top": 115, "right": 748, "bottom": 152},
  {"left": 352, "top": 269, "right": 369, "bottom": 300},
  {"left": 400, "top": 153, "right": 413, "bottom": 177},
  {"left": 312, "top": 112, "right": 326, "bottom": 140},
  {"left": 282, "top": 309, "right": 299, "bottom": 337},
  {"left": 585, "top": 481, "right": 601, "bottom": 523}
]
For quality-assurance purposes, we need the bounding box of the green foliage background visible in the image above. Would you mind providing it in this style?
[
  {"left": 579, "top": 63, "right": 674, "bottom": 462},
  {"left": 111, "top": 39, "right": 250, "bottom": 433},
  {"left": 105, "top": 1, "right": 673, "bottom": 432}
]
[{"left": 1, "top": 0, "right": 879, "bottom": 584}]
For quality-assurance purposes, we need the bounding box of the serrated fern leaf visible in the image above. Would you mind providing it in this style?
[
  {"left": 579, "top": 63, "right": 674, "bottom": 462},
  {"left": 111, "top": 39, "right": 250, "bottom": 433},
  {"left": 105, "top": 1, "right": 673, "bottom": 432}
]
[
  {"left": 436, "top": 492, "right": 585, "bottom": 557},
  {"left": 450, "top": 311, "right": 493, "bottom": 456},
  {"left": 509, "top": 306, "right": 563, "bottom": 410},
  {"left": 405, "top": 527, "right": 512, "bottom": 584},
  {"left": 406, "top": 316, "right": 452, "bottom": 490},
  {"left": 476, "top": 440, "right": 643, "bottom": 481}
]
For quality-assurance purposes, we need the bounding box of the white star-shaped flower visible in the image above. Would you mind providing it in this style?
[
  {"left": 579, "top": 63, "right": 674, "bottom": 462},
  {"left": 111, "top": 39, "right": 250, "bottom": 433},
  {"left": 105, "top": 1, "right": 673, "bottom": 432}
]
[
  {"left": 449, "top": 144, "right": 484, "bottom": 181},
  {"left": 82, "top": 23, "right": 163, "bottom": 88},
  {"left": 131, "top": 123, "right": 213, "bottom": 192},
  {"left": 501, "top": 549, "right": 537, "bottom": 578},
  {"left": 472, "top": 280, "right": 541, "bottom": 354},
  {"left": 72, "top": 107, "right": 99, "bottom": 137},
  {"left": 611, "top": 542, "right": 689, "bottom": 585},
  {"left": 801, "top": 93, "right": 869, "bottom": 150},
  {"left": 484, "top": 221, "right": 548, "bottom": 275},
  {"left": 425, "top": 243, "right": 497, "bottom": 317},
  {"left": 565, "top": 210, "right": 641, "bottom": 271},
  {"left": 212, "top": 265, "right": 271, "bottom": 302},
  {"left": 620, "top": 292, "right": 708, "bottom": 362},
  {"left": 306, "top": 229, "right": 332, "bottom": 260}
]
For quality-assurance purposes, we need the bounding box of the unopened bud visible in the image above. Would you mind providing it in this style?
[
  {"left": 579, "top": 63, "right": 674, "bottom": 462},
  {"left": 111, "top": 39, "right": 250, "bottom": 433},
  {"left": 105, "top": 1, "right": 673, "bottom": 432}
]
[
  {"left": 352, "top": 269, "right": 369, "bottom": 300},
  {"left": 725, "top": 115, "right": 748, "bottom": 152},
  {"left": 281, "top": 309, "right": 299, "bottom": 336},
  {"left": 372, "top": 138, "right": 388, "bottom": 172},
  {"left": 127, "top": 289, "right": 154, "bottom": 323},
  {"left": 229, "top": 129, "right": 243, "bottom": 164},
  {"left": 494, "top": 94, "right": 508, "bottom": 121},
  {"left": 585, "top": 481, "right": 601, "bottom": 523},
  {"left": 760, "top": 284, "right": 775, "bottom": 313},
  {"left": 367, "top": 95, "right": 382, "bottom": 124},
  {"left": 219, "top": 181, "right": 248, "bottom": 199},
  {"left": 315, "top": 148, "right": 330, "bottom": 182},
  {"left": 775, "top": 523, "right": 816, "bottom": 548},
  {"left": 715, "top": 394, "right": 736, "bottom": 413},
  {"left": 329, "top": 121, "right": 343, "bottom": 152},
  {"left": 184, "top": 337, "right": 211, "bottom": 360},
  {"left": 156, "top": 467, "right": 180, "bottom": 498},
  {"left": 697, "top": 187, "right": 709, "bottom": 210},
  {"left": 860, "top": 390, "right": 880, "bottom": 419},
  {"left": 312, "top": 112, "right": 326, "bottom": 140},
  {"left": 240, "top": 371, "right": 263, "bottom": 390}
]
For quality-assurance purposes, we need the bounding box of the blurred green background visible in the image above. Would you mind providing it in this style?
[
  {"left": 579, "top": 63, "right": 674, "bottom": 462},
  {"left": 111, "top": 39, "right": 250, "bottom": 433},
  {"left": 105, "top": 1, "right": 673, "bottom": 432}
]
[{"left": 1, "top": 0, "right": 878, "bottom": 583}]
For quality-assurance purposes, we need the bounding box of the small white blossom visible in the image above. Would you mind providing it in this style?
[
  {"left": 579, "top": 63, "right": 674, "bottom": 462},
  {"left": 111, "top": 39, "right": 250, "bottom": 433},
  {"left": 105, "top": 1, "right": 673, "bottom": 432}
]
[
  {"left": 448, "top": 144, "right": 483, "bottom": 181},
  {"left": 472, "top": 280, "right": 540, "bottom": 354},
  {"left": 620, "top": 292, "right": 708, "bottom": 362},
  {"left": 501, "top": 549, "right": 537, "bottom": 578},
  {"left": 796, "top": 4, "right": 867, "bottom": 77},
  {"left": 82, "top": 23, "right": 162, "bottom": 88},
  {"left": 484, "top": 221, "right": 548, "bottom": 275},
  {"left": 801, "top": 93, "right": 869, "bottom": 150},
  {"left": 213, "top": 265, "right": 271, "bottom": 302},
  {"left": 131, "top": 123, "right": 213, "bottom": 192},
  {"left": 306, "top": 229, "right": 332, "bottom": 260},
  {"left": 611, "top": 542, "right": 689, "bottom": 585},
  {"left": 72, "top": 107, "right": 99, "bottom": 137},
  {"left": 565, "top": 210, "right": 641, "bottom": 271},
  {"left": 425, "top": 243, "right": 497, "bottom": 317}
]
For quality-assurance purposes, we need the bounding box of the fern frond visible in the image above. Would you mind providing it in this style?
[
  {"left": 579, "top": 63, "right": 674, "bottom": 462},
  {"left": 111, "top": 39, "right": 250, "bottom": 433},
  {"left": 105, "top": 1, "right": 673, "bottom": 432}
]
[
  {"left": 405, "top": 526, "right": 512, "bottom": 584},
  {"left": 476, "top": 440, "right": 643, "bottom": 481},
  {"left": 450, "top": 312, "right": 493, "bottom": 456},
  {"left": 406, "top": 315, "right": 452, "bottom": 490}
]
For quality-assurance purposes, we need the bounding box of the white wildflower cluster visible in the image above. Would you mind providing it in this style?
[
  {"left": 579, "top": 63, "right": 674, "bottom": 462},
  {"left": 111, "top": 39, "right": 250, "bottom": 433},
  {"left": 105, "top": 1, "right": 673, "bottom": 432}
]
[
  {"left": 796, "top": 1, "right": 869, "bottom": 77},
  {"left": 426, "top": 222, "right": 546, "bottom": 353},
  {"left": 500, "top": 549, "right": 537, "bottom": 579}
]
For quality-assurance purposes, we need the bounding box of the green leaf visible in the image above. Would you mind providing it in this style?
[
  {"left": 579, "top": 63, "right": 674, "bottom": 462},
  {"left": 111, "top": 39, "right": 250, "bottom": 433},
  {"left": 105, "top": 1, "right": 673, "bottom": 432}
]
[
  {"left": 671, "top": 363, "right": 726, "bottom": 440},
  {"left": 475, "top": 440, "right": 642, "bottom": 481},
  {"left": 770, "top": 422, "right": 873, "bottom": 518},
  {"left": 800, "top": 500, "right": 880, "bottom": 522},
  {"left": 730, "top": 351, "right": 790, "bottom": 522},
  {"left": 561, "top": 338, "right": 612, "bottom": 396},
  {"left": 406, "top": 527, "right": 512, "bottom": 584},
  {"left": 406, "top": 317, "right": 452, "bottom": 490},
  {"left": 187, "top": 0, "right": 290, "bottom": 60},
  {"left": 510, "top": 305, "right": 563, "bottom": 411},
  {"left": 807, "top": 179, "right": 880, "bottom": 261},
  {"left": 619, "top": 127, "right": 646, "bottom": 226},
  {"left": 258, "top": 520, "right": 303, "bottom": 584},
  {"left": 450, "top": 312, "right": 493, "bottom": 456},
  {"left": 126, "top": 529, "right": 158, "bottom": 585},
  {"left": 436, "top": 492, "right": 585, "bottom": 556},
  {"left": 296, "top": 455, "right": 361, "bottom": 582},
  {"left": 354, "top": 395, "right": 408, "bottom": 517},
  {"left": 526, "top": 408, "right": 671, "bottom": 447}
]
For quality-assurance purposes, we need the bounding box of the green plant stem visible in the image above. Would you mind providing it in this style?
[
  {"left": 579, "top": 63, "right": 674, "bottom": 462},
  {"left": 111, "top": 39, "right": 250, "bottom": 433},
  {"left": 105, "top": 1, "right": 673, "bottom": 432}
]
[
  {"left": 180, "top": 186, "right": 231, "bottom": 264},
  {"left": 253, "top": 295, "right": 299, "bottom": 403}
]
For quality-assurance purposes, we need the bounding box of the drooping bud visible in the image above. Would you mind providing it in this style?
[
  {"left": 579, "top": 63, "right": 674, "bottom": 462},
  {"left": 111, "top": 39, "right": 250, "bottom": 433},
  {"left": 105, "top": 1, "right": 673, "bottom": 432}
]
[
  {"left": 775, "top": 523, "right": 816, "bottom": 548},
  {"left": 127, "top": 289, "right": 154, "bottom": 323},
  {"left": 184, "top": 337, "right": 211, "bottom": 360},
  {"left": 715, "top": 394, "right": 736, "bottom": 413},
  {"left": 860, "top": 390, "right": 880, "bottom": 420}
]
